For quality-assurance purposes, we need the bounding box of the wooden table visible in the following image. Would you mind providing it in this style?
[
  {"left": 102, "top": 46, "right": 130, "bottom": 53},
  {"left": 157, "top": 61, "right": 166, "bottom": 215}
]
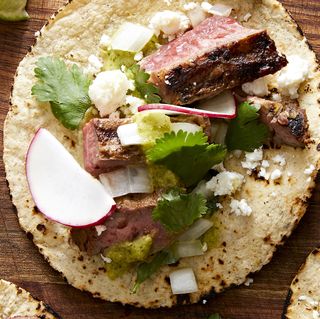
[{"left": 0, "top": 1, "right": 319, "bottom": 318}]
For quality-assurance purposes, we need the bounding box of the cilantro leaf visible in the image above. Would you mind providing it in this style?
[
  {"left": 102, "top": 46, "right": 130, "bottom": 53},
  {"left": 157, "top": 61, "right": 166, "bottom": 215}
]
[
  {"left": 225, "top": 102, "right": 269, "bottom": 152},
  {"left": 31, "top": 57, "right": 92, "bottom": 130},
  {"left": 147, "top": 131, "right": 227, "bottom": 186},
  {"left": 127, "top": 64, "right": 161, "bottom": 103},
  {"left": 132, "top": 251, "right": 170, "bottom": 293},
  {"left": 152, "top": 189, "right": 207, "bottom": 232}
]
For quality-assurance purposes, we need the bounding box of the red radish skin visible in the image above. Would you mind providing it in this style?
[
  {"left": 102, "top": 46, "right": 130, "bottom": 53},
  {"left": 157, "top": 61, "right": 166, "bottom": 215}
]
[
  {"left": 138, "top": 104, "right": 236, "bottom": 118},
  {"left": 26, "top": 128, "right": 116, "bottom": 228}
]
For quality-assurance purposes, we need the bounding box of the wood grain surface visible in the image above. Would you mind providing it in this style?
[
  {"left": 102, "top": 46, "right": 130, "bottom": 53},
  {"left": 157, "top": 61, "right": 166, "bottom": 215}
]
[{"left": 0, "top": 1, "right": 320, "bottom": 318}]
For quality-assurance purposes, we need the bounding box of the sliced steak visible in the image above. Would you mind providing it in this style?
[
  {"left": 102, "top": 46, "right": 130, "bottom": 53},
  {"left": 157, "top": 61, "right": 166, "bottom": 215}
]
[
  {"left": 71, "top": 193, "right": 172, "bottom": 256},
  {"left": 83, "top": 118, "right": 145, "bottom": 177},
  {"left": 140, "top": 16, "right": 287, "bottom": 105},
  {"left": 83, "top": 115, "right": 212, "bottom": 176},
  {"left": 248, "top": 97, "right": 309, "bottom": 147}
]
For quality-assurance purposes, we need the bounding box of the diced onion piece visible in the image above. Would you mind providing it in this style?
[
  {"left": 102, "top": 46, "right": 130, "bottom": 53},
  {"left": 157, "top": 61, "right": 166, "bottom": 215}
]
[
  {"left": 173, "top": 240, "right": 204, "bottom": 258},
  {"left": 178, "top": 218, "right": 213, "bottom": 241},
  {"left": 197, "top": 90, "right": 236, "bottom": 117},
  {"left": 111, "top": 22, "right": 154, "bottom": 52},
  {"left": 185, "top": 4, "right": 207, "bottom": 27},
  {"left": 212, "top": 121, "right": 229, "bottom": 145},
  {"left": 99, "top": 166, "right": 153, "bottom": 198},
  {"left": 171, "top": 123, "right": 202, "bottom": 134},
  {"left": 169, "top": 268, "right": 198, "bottom": 294},
  {"left": 202, "top": 3, "right": 232, "bottom": 17},
  {"left": 117, "top": 123, "right": 145, "bottom": 146}
]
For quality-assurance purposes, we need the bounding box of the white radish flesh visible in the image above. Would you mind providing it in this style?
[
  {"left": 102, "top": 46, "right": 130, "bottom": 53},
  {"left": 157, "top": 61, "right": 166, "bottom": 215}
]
[{"left": 26, "top": 128, "right": 116, "bottom": 228}]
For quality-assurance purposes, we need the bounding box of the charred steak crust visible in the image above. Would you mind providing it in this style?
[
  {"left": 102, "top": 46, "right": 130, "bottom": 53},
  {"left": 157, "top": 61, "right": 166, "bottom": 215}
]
[
  {"left": 151, "top": 31, "right": 287, "bottom": 105},
  {"left": 141, "top": 16, "right": 288, "bottom": 105},
  {"left": 248, "top": 97, "right": 309, "bottom": 147},
  {"left": 83, "top": 118, "right": 145, "bottom": 177},
  {"left": 71, "top": 193, "right": 173, "bottom": 256}
]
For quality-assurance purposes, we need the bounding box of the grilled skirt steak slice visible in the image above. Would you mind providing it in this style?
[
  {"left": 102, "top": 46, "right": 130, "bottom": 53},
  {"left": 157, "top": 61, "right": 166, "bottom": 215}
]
[
  {"left": 83, "top": 118, "right": 145, "bottom": 177},
  {"left": 71, "top": 193, "right": 172, "bottom": 256},
  {"left": 140, "top": 16, "right": 287, "bottom": 105},
  {"left": 248, "top": 97, "right": 309, "bottom": 147},
  {"left": 83, "top": 116, "right": 212, "bottom": 176}
]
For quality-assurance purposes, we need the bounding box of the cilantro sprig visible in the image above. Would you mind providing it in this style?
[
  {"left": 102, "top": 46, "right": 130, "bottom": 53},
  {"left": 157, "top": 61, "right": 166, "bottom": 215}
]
[
  {"left": 32, "top": 57, "right": 92, "bottom": 130},
  {"left": 147, "top": 131, "right": 227, "bottom": 186},
  {"left": 152, "top": 189, "right": 207, "bottom": 232},
  {"left": 132, "top": 251, "right": 170, "bottom": 293},
  {"left": 225, "top": 102, "right": 269, "bottom": 152},
  {"left": 126, "top": 64, "right": 161, "bottom": 103}
]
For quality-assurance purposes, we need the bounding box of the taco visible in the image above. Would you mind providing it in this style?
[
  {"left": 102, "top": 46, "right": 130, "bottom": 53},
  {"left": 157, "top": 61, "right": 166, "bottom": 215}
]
[
  {"left": 0, "top": 279, "right": 60, "bottom": 319},
  {"left": 3, "top": 0, "right": 320, "bottom": 308},
  {"left": 283, "top": 248, "right": 320, "bottom": 319}
]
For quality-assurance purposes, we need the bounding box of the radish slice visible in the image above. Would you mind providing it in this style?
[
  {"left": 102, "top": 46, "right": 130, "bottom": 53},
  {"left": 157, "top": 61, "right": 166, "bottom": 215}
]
[
  {"left": 178, "top": 218, "right": 213, "bottom": 241},
  {"left": 169, "top": 268, "right": 198, "bottom": 294},
  {"left": 99, "top": 166, "right": 153, "bottom": 198},
  {"left": 111, "top": 22, "right": 154, "bottom": 52},
  {"left": 171, "top": 123, "right": 202, "bottom": 134},
  {"left": 138, "top": 91, "right": 236, "bottom": 119},
  {"left": 26, "top": 128, "right": 116, "bottom": 228}
]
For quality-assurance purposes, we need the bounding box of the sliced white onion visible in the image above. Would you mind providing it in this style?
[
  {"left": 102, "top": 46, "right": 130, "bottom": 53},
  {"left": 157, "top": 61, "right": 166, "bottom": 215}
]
[
  {"left": 202, "top": 2, "right": 233, "bottom": 17},
  {"left": 171, "top": 122, "right": 202, "bottom": 134},
  {"left": 173, "top": 240, "right": 204, "bottom": 258},
  {"left": 99, "top": 166, "right": 153, "bottom": 198},
  {"left": 111, "top": 22, "right": 154, "bottom": 52},
  {"left": 116, "top": 123, "right": 145, "bottom": 146},
  {"left": 178, "top": 218, "right": 213, "bottom": 241},
  {"left": 185, "top": 3, "right": 207, "bottom": 27},
  {"left": 212, "top": 121, "right": 229, "bottom": 145},
  {"left": 169, "top": 268, "right": 198, "bottom": 294}
]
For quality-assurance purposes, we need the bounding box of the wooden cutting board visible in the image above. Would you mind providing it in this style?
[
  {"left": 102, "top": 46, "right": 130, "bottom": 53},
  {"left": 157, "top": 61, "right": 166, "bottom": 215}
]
[{"left": 0, "top": 1, "right": 319, "bottom": 318}]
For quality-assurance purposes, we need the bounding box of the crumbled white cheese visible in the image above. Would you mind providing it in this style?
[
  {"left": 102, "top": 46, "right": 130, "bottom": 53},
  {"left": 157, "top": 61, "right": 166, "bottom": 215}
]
[
  {"left": 88, "top": 70, "right": 130, "bottom": 117},
  {"left": 206, "top": 171, "right": 245, "bottom": 196},
  {"left": 86, "top": 55, "right": 103, "bottom": 74},
  {"left": 95, "top": 225, "right": 107, "bottom": 236},
  {"left": 271, "top": 192, "right": 276, "bottom": 197},
  {"left": 272, "top": 155, "right": 286, "bottom": 167},
  {"left": 184, "top": 2, "right": 207, "bottom": 27},
  {"left": 125, "top": 95, "right": 145, "bottom": 114},
  {"left": 242, "top": 12, "right": 252, "bottom": 22},
  {"left": 270, "top": 169, "right": 282, "bottom": 181},
  {"left": 134, "top": 51, "right": 144, "bottom": 61},
  {"left": 304, "top": 164, "right": 315, "bottom": 175},
  {"left": 212, "top": 162, "right": 226, "bottom": 172},
  {"left": 258, "top": 167, "right": 270, "bottom": 180},
  {"left": 230, "top": 199, "right": 252, "bottom": 216},
  {"left": 242, "top": 76, "right": 270, "bottom": 97},
  {"left": 34, "top": 30, "right": 40, "bottom": 37},
  {"left": 201, "top": 2, "right": 232, "bottom": 17},
  {"left": 307, "top": 177, "right": 312, "bottom": 183},
  {"left": 100, "top": 254, "right": 112, "bottom": 263},
  {"left": 100, "top": 34, "right": 111, "bottom": 47},
  {"left": 287, "top": 171, "right": 292, "bottom": 177},
  {"left": 241, "top": 148, "right": 263, "bottom": 171},
  {"left": 277, "top": 55, "right": 311, "bottom": 99},
  {"left": 149, "top": 11, "right": 190, "bottom": 38},
  {"left": 271, "top": 93, "right": 282, "bottom": 101},
  {"left": 202, "top": 299, "right": 208, "bottom": 305},
  {"left": 216, "top": 203, "right": 223, "bottom": 209},
  {"left": 244, "top": 278, "right": 254, "bottom": 286},
  {"left": 261, "top": 160, "right": 270, "bottom": 168}
]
